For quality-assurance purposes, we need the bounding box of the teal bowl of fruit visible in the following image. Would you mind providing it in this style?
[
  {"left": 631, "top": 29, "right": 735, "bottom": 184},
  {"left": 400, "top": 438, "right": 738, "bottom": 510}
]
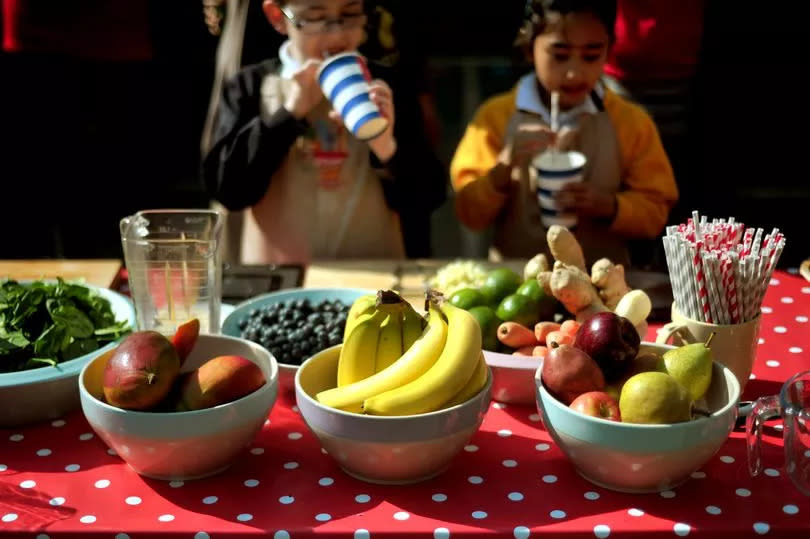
[
  {"left": 222, "top": 288, "right": 374, "bottom": 396},
  {"left": 79, "top": 333, "right": 279, "bottom": 480},
  {"left": 0, "top": 280, "right": 135, "bottom": 427},
  {"left": 535, "top": 341, "right": 741, "bottom": 493}
]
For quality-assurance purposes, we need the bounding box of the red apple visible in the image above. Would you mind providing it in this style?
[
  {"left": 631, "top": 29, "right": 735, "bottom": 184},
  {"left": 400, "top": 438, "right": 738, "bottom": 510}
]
[
  {"left": 573, "top": 312, "right": 640, "bottom": 382},
  {"left": 569, "top": 391, "right": 621, "bottom": 422}
]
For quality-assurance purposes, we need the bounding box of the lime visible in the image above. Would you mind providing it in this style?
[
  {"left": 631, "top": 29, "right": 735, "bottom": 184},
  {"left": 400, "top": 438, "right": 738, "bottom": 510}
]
[
  {"left": 467, "top": 305, "right": 500, "bottom": 352},
  {"left": 448, "top": 287, "right": 486, "bottom": 311},
  {"left": 496, "top": 293, "right": 540, "bottom": 327},
  {"left": 516, "top": 279, "right": 543, "bottom": 301},
  {"left": 516, "top": 279, "right": 559, "bottom": 322},
  {"left": 480, "top": 268, "right": 522, "bottom": 306}
]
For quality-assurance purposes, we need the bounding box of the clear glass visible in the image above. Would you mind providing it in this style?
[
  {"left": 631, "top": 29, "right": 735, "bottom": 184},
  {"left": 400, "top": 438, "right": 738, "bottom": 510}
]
[
  {"left": 120, "top": 209, "right": 223, "bottom": 336},
  {"left": 747, "top": 370, "right": 810, "bottom": 496}
]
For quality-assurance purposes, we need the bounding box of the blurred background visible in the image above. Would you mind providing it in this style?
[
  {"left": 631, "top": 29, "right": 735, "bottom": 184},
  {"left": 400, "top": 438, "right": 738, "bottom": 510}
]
[{"left": 1, "top": 1, "right": 807, "bottom": 267}]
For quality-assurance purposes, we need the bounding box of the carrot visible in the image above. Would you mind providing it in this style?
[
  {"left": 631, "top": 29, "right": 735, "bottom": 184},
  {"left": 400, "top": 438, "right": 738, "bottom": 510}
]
[
  {"left": 534, "top": 321, "right": 561, "bottom": 345},
  {"left": 560, "top": 319, "right": 581, "bottom": 336},
  {"left": 532, "top": 345, "right": 549, "bottom": 358},
  {"left": 513, "top": 345, "right": 536, "bottom": 356},
  {"left": 545, "top": 330, "right": 573, "bottom": 347},
  {"left": 497, "top": 321, "right": 539, "bottom": 348}
]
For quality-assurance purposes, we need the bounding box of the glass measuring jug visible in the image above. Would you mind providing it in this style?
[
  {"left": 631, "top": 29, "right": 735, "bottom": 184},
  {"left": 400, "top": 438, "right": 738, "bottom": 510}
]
[
  {"left": 747, "top": 370, "right": 810, "bottom": 496},
  {"left": 120, "top": 209, "right": 223, "bottom": 335}
]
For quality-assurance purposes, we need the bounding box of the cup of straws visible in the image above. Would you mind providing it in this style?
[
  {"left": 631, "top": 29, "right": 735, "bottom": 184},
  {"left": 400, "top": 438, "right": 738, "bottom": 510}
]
[{"left": 656, "top": 211, "right": 786, "bottom": 390}]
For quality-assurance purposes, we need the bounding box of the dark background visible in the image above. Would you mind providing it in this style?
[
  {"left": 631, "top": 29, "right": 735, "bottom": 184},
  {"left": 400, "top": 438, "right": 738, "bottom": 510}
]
[{"left": 0, "top": 1, "right": 807, "bottom": 267}]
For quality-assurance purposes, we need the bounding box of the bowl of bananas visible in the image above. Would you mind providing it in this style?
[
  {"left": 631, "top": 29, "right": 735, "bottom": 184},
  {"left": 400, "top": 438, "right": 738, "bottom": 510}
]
[{"left": 295, "top": 293, "right": 492, "bottom": 484}]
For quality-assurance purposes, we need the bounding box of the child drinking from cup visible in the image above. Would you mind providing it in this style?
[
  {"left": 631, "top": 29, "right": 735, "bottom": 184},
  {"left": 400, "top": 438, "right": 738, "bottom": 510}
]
[
  {"left": 450, "top": 0, "right": 678, "bottom": 267},
  {"left": 203, "top": 0, "right": 445, "bottom": 264}
]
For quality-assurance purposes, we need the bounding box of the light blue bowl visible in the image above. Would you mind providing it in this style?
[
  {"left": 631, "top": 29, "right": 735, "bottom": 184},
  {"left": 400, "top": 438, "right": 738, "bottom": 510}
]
[
  {"left": 535, "top": 342, "right": 740, "bottom": 493},
  {"left": 0, "top": 286, "right": 135, "bottom": 427},
  {"left": 222, "top": 287, "right": 374, "bottom": 395}
]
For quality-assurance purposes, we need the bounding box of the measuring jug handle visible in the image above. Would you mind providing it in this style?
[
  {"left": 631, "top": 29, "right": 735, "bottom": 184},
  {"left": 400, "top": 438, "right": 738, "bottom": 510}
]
[{"left": 746, "top": 395, "right": 782, "bottom": 477}]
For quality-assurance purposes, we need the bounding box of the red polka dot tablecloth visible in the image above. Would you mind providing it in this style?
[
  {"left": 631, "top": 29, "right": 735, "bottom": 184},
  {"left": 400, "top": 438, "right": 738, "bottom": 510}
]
[{"left": 2, "top": 270, "right": 808, "bottom": 538}]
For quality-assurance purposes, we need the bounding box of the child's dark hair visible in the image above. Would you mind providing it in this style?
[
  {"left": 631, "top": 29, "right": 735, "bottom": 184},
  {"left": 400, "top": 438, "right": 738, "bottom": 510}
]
[{"left": 515, "top": 0, "right": 617, "bottom": 50}]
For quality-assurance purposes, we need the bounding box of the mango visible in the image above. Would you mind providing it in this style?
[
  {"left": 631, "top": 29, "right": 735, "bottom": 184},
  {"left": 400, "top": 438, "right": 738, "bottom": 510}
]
[
  {"left": 176, "top": 355, "right": 266, "bottom": 411},
  {"left": 171, "top": 318, "right": 200, "bottom": 365},
  {"left": 103, "top": 331, "right": 181, "bottom": 410}
]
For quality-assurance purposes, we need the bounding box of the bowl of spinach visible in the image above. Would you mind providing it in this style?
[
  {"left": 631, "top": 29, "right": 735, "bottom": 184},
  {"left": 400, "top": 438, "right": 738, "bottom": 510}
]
[{"left": 0, "top": 278, "right": 135, "bottom": 427}]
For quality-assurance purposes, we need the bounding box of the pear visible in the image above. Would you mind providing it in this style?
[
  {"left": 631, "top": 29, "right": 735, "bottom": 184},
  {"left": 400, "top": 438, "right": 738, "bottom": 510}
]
[
  {"left": 620, "top": 372, "right": 692, "bottom": 424},
  {"left": 660, "top": 333, "right": 715, "bottom": 401}
]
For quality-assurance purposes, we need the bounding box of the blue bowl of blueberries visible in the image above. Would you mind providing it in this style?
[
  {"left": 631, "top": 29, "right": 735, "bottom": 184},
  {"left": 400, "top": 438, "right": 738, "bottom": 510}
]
[{"left": 222, "top": 287, "right": 374, "bottom": 396}]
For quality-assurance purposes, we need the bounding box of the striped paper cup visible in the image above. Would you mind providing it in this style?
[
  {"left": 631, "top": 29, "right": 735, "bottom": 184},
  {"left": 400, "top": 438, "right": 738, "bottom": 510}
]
[
  {"left": 317, "top": 52, "right": 389, "bottom": 141},
  {"left": 532, "top": 150, "right": 586, "bottom": 229}
]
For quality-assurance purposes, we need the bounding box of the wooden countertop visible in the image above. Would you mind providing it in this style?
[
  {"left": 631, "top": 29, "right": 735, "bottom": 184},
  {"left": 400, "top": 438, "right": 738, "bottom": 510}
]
[{"left": 0, "top": 260, "right": 123, "bottom": 289}]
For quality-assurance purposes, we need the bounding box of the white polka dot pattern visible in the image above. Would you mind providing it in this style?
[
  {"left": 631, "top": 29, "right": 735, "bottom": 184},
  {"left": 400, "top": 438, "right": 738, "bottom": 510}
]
[
  {"left": 764, "top": 468, "right": 780, "bottom": 476},
  {"left": 508, "top": 492, "right": 524, "bottom": 501},
  {"left": 783, "top": 504, "right": 799, "bottom": 514},
  {"left": 315, "top": 513, "right": 331, "bottom": 522},
  {"left": 355, "top": 494, "right": 370, "bottom": 503},
  {"left": 50, "top": 497, "right": 65, "bottom": 506},
  {"left": 471, "top": 511, "right": 487, "bottom": 519},
  {"left": 354, "top": 530, "right": 369, "bottom": 539},
  {"left": 736, "top": 488, "right": 752, "bottom": 497},
  {"left": 158, "top": 514, "right": 175, "bottom": 522},
  {"left": 673, "top": 522, "right": 690, "bottom": 536},
  {"left": 550, "top": 510, "right": 566, "bottom": 519},
  {"left": 468, "top": 476, "right": 483, "bottom": 484},
  {"left": 464, "top": 445, "right": 478, "bottom": 452},
  {"left": 706, "top": 506, "right": 721, "bottom": 515},
  {"left": 434, "top": 527, "right": 451, "bottom": 539},
  {"left": 319, "top": 477, "right": 334, "bottom": 486},
  {"left": 513, "top": 526, "right": 530, "bottom": 539},
  {"left": 502, "top": 459, "right": 517, "bottom": 467},
  {"left": 394, "top": 511, "right": 410, "bottom": 520},
  {"left": 628, "top": 509, "right": 644, "bottom": 517},
  {"left": 542, "top": 475, "right": 557, "bottom": 483},
  {"left": 237, "top": 514, "right": 253, "bottom": 522},
  {"left": 125, "top": 497, "right": 141, "bottom": 505},
  {"left": 2, "top": 514, "right": 18, "bottom": 522},
  {"left": 432, "top": 493, "right": 447, "bottom": 502},
  {"left": 594, "top": 524, "right": 610, "bottom": 538},
  {"left": 753, "top": 522, "right": 770, "bottom": 534},
  {"left": 79, "top": 515, "right": 96, "bottom": 524},
  {"left": 584, "top": 492, "right": 600, "bottom": 500}
]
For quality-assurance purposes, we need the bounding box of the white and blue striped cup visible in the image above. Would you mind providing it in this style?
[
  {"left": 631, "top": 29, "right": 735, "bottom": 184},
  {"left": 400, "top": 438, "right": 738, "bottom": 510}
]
[
  {"left": 532, "top": 150, "right": 587, "bottom": 229},
  {"left": 317, "top": 52, "right": 389, "bottom": 141}
]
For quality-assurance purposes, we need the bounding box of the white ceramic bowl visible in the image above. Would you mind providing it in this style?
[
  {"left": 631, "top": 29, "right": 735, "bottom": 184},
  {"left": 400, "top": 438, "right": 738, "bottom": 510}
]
[
  {"left": 484, "top": 350, "right": 541, "bottom": 405},
  {"left": 535, "top": 342, "right": 740, "bottom": 493},
  {"left": 0, "top": 286, "right": 135, "bottom": 427},
  {"left": 79, "top": 333, "right": 279, "bottom": 480},
  {"left": 296, "top": 345, "right": 492, "bottom": 484}
]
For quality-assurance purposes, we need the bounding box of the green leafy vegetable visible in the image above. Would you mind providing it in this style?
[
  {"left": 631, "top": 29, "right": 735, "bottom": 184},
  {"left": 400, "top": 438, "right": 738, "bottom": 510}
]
[{"left": 0, "top": 278, "right": 131, "bottom": 373}]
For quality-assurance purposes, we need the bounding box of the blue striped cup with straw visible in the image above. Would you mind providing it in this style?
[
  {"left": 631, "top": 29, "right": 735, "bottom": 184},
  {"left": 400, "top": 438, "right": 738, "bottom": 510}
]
[
  {"left": 317, "top": 51, "right": 389, "bottom": 141},
  {"left": 532, "top": 150, "right": 587, "bottom": 229}
]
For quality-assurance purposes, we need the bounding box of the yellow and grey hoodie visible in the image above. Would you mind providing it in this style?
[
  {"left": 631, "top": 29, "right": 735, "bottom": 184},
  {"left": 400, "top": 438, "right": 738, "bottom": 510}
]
[{"left": 451, "top": 73, "right": 678, "bottom": 266}]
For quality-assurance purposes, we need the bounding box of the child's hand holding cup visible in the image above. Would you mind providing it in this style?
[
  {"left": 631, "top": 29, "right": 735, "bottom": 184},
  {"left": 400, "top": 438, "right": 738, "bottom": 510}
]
[{"left": 317, "top": 51, "right": 390, "bottom": 141}]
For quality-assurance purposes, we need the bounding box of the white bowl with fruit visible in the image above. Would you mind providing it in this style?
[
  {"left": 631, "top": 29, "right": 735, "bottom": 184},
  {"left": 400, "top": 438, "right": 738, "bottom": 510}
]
[
  {"left": 295, "top": 293, "right": 491, "bottom": 484},
  {"left": 535, "top": 311, "right": 740, "bottom": 493},
  {"left": 0, "top": 279, "right": 134, "bottom": 427},
  {"left": 79, "top": 326, "right": 278, "bottom": 481}
]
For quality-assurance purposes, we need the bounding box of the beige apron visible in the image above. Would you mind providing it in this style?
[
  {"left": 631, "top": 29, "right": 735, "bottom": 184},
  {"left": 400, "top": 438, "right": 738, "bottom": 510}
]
[
  {"left": 493, "top": 109, "right": 630, "bottom": 268},
  {"left": 240, "top": 74, "right": 405, "bottom": 265}
]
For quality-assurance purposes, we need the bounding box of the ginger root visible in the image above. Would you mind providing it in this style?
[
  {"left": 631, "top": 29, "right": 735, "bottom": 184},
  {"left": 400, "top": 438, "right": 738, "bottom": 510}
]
[
  {"left": 547, "top": 225, "right": 586, "bottom": 273},
  {"left": 523, "top": 253, "right": 550, "bottom": 281},
  {"left": 536, "top": 270, "right": 553, "bottom": 296},
  {"left": 549, "top": 261, "right": 606, "bottom": 317},
  {"left": 591, "top": 258, "right": 631, "bottom": 310}
]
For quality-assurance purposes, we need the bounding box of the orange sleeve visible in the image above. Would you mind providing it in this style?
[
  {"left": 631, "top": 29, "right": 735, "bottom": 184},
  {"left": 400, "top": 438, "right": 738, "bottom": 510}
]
[
  {"left": 605, "top": 92, "right": 680, "bottom": 238},
  {"left": 449, "top": 91, "right": 515, "bottom": 230}
]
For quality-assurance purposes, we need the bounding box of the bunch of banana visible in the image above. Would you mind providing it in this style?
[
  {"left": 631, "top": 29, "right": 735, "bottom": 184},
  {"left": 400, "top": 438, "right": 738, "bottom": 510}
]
[
  {"left": 337, "top": 290, "right": 425, "bottom": 387},
  {"left": 321, "top": 292, "right": 489, "bottom": 416}
]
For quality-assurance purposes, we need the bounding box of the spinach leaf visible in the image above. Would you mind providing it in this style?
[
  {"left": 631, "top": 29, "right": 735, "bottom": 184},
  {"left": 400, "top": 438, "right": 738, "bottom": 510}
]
[{"left": 0, "top": 278, "right": 131, "bottom": 372}]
